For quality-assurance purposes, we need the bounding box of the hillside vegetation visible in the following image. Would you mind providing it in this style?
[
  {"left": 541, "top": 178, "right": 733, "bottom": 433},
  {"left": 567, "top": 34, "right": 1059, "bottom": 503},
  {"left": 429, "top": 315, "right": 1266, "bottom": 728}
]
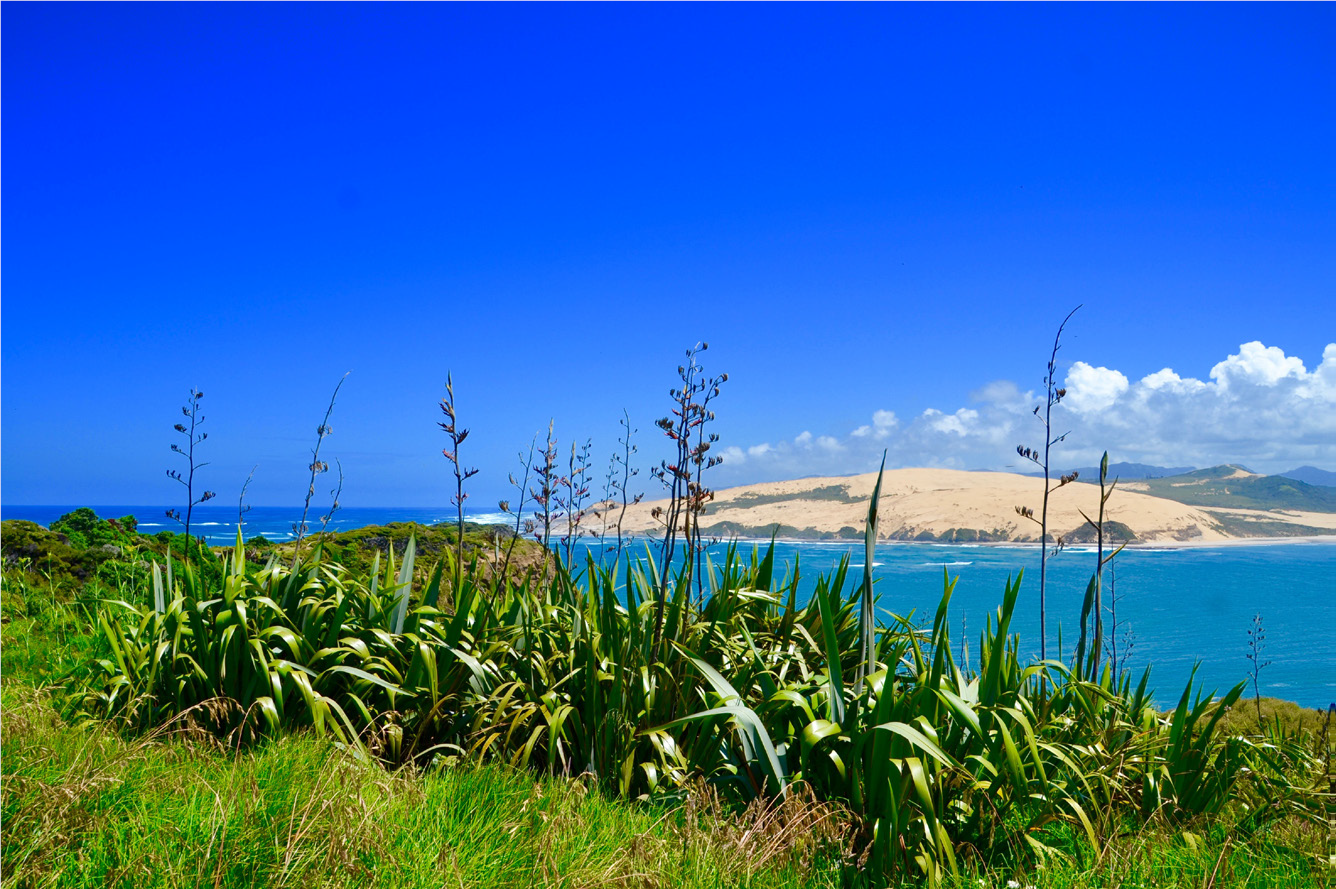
[
  {"left": 1124, "top": 465, "right": 1336, "bottom": 512},
  {"left": 3, "top": 501, "right": 1332, "bottom": 888},
  {"left": 264, "top": 519, "right": 550, "bottom": 584}
]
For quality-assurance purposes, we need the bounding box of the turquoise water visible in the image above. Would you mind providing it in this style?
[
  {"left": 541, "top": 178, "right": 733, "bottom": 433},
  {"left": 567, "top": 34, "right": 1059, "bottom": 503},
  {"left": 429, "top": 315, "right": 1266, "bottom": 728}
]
[
  {"left": 6, "top": 505, "right": 1334, "bottom": 710},
  {"left": 720, "top": 538, "right": 1336, "bottom": 711}
]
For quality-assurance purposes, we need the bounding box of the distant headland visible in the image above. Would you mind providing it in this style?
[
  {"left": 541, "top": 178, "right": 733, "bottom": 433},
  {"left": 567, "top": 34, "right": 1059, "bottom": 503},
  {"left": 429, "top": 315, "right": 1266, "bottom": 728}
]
[{"left": 610, "top": 464, "right": 1336, "bottom": 544}]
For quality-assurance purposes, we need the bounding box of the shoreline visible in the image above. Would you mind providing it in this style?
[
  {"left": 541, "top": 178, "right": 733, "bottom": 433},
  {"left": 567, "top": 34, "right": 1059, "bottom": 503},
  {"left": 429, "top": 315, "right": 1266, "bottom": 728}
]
[
  {"left": 1119, "top": 533, "right": 1336, "bottom": 549},
  {"left": 688, "top": 533, "right": 1336, "bottom": 551},
  {"left": 5, "top": 505, "right": 1336, "bottom": 552},
  {"left": 610, "top": 467, "right": 1336, "bottom": 548}
]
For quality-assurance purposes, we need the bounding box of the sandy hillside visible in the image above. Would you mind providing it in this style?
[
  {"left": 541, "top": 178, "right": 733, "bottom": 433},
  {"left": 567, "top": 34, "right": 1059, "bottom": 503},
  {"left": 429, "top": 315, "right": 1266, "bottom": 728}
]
[
  {"left": 1119, "top": 465, "right": 1258, "bottom": 494},
  {"left": 603, "top": 468, "right": 1332, "bottom": 543}
]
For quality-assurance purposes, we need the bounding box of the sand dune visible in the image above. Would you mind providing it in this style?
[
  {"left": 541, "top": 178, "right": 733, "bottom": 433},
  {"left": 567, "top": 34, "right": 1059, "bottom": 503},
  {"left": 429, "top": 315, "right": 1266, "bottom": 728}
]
[{"left": 605, "top": 468, "right": 1335, "bottom": 543}]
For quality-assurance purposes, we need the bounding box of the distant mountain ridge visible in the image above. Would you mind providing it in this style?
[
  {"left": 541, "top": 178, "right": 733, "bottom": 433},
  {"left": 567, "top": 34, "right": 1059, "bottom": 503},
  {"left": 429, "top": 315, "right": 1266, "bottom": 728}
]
[
  {"left": 1064, "top": 462, "right": 1197, "bottom": 481},
  {"left": 1278, "top": 466, "right": 1336, "bottom": 488},
  {"left": 1020, "top": 462, "right": 1197, "bottom": 481}
]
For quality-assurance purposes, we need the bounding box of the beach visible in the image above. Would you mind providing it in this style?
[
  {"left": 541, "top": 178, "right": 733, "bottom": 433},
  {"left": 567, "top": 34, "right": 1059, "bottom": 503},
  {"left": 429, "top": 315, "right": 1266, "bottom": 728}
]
[{"left": 608, "top": 468, "right": 1336, "bottom": 544}]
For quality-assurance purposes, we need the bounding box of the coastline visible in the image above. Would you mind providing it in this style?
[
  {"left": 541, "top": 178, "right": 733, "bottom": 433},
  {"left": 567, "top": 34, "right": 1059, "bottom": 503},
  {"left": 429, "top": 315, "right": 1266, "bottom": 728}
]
[
  {"left": 4, "top": 507, "right": 1333, "bottom": 710},
  {"left": 608, "top": 467, "right": 1336, "bottom": 547},
  {"left": 688, "top": 532, "right": 1336, "bottom": 551},
  {"left": 5, "top": 504, "right": 1336, "bottom": 551},
  {"left": 1118, "top": 533, "right": 1336, "bottom": 550}
]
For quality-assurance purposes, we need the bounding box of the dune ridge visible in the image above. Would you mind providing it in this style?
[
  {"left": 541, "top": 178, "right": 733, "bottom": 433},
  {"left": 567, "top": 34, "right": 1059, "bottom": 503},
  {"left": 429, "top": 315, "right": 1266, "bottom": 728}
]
[{"left": 605, "top": 468, "right": 1336, "bottom": 544}]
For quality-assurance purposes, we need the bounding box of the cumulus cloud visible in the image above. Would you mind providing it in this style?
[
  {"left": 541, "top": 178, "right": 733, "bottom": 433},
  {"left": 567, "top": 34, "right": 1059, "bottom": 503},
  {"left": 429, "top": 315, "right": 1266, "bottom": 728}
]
[
  {"left": 720, "top": 445, "right": 747, "bottom": 465},
  {"left": 1064, "top": 362, "right": 1130, "bottom": 413},
  {"left": 1210, "top": 342, "right": 1306, "bottom": 389},
  {"left": 1315, "top": 345, "right": 1336, "bottom": 395},
  {"left": 923, "top": 407, "right": 980, "bottom": 436},
  {"left": 713, "top": 341, "right": 1336, "bottom": 484},
  {"left": 1065, "top": 341, "right": 1336, "bottom": 470},
  {"left": 852, "top": 409, "right": 898, "bottom": 439},
  {"left": 1140, "top": 368, "right": 1208, "bottom": 394}
]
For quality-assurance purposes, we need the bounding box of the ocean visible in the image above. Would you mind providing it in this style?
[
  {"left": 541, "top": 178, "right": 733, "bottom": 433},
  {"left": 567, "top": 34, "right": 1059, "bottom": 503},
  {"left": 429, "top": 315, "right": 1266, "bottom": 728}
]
[{"left": 5, "top": 504, "right": 1334, "bottom": 710}]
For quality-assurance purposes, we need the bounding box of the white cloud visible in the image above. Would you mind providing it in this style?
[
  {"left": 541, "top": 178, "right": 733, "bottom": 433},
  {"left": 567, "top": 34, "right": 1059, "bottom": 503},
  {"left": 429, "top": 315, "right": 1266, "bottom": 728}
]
[
  {"left": 852, "top": 409, "right": 898, "bottom": 439},
  {"left": 712, "top": 341, "right": 1336, "bottom": 485},
  {"left": 1210, "top": 341, "right": 1306, "bottom": 389},
  {"left": 922, "top": 407, "right": 979, "bottom": 436},
  {"left": 719, "top": 445, "right": 746, "bottom": 465},
  {"left": 1070, "top": 341, "right": 1336, "bottom": 470},
  {"left": 1140, "top": 368, "right": 1208, "bottom": 394},
  {"left": 1064, "top": 362, "right": 1130, "bottom": 413},
  {"left": 1312, "top": 344, "right": 1336, "bottom": 397}
]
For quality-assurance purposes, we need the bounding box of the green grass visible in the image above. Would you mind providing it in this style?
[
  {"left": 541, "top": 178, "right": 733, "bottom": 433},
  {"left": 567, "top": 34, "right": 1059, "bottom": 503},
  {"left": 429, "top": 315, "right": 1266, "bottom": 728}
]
[
  {"left": 945, "top": 824, "right": 1333, "bottom": 888},
  {"left": 1215, "top": 695, "right": 1336, "bottom": 739},
  {"left": 1, "top": 685, "right": 847, "bottom": 889},
  {"left": 3, "top": 510, "right": 1333, "bottom": 889},
  {"left": 2, "top": 564, "right": 849, "bottom": 889},
  {"left": 5, "top": 684, "right": 1327, "bottom": 889}
]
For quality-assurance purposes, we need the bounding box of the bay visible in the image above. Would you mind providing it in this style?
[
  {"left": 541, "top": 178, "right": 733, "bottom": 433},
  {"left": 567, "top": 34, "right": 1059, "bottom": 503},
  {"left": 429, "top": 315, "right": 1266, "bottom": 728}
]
[{"left": 5, "top": 504, "right": 1333, "bottom": 710}]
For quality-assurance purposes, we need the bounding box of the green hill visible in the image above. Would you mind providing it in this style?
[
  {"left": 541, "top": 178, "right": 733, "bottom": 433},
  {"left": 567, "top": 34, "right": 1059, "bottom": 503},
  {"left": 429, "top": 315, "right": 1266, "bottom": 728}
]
[{"left": 1126, "top": 465, "right": 1336, "bottom": 513}]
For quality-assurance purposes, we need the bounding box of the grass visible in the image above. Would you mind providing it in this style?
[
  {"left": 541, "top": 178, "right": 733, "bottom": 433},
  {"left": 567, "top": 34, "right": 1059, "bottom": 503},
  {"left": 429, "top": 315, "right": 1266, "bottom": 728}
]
[
  {"left": 2, "top": 546, "right": 850, "bottom": 889},
  {"left": 1, "top": 685, "right": 848, "bottom": 889},
  {"left": 4, "top": 679, "right": 1328, "bottom": 889},
  {"left": 1216, "top": 695, "right": 1335, "bottom": 739},
  {"left": 3, "top": 505, "right": 1333, "bottom": 888},
  {"left": 943, "top": 824, "right": 1332, "bottom": 888}
]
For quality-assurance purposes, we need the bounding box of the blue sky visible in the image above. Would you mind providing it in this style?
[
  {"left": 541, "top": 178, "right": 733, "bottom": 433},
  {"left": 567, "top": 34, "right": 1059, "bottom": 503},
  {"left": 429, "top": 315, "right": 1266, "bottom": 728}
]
[{"left": 3, "top": 4, "right": 1333, "bottom": 508}]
